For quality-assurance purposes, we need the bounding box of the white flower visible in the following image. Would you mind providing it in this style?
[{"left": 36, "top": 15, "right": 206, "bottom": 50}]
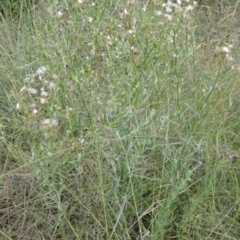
[
  {"left": 57, "top": 11, "right": 63, "bottom": 18},
  {"left": 222, "top": 46, "right": 230, "bottom": 53},
  {"left": 155, "top": 10, "right": 162, "bottom": 16},
  {"left": 165, "top": 14, "right": 172, "bottom": 21},
  {"left": 185, "top": 5, "right": 194, "bottom": 11},
  {"left": 20, "top": 86, "right": 27, "bottom": 92},
  {"left": 16, "top": 103, "right": 20, "bottom": 110},
  {"left": 48, "top": 81, "right": 56, "bottom": 90},
  {"left": 41, "top": 118, "right": 50, "bottom": 125},
  {"left": 41, "top": 118, "right": 58, "bottom": 127},
  {"left": 130, "top": 46, "right": 138, "bottom": 53},
  {"left": 32, "top": 109, "right": 38, "bottom": 114},
  {"left": 41, "top": 91, "right": 48, "bottom": 98},
  {"left": 128, "top": 29, "right": 133, "bottom": 35},
  {"left": 77, "top": 0, "right": 84, "bottom": 3},
  {"left": 27, "top": 87, "right": 38, "bottom": 95},
  {"left": 88, "top": 17, "right": 93, "bottom": 23},
  {"left": 35, "top": 66, "right": 48, "bottom": 75},
  {"left": 165, "top": 6, "right": 172, "bottom": 13},
  {"left": 40, "top": 98, "right": 48, "bottom": 104},
  {"left": 50, "top": 119, "right": 58, "bottom": 127}
]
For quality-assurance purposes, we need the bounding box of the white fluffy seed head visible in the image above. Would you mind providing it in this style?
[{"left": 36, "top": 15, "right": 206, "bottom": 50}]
[
  {"left": 40, "top": 98, "right": 48, "bottom": 104},
  {"left": 222, "top": 46, "right": 230, "bottom": 53},
  {"left": 57, "top": 11, "right": 63, "bottom": 18},
  {"left": 27, "top": 87, "right": 38, "bottom": 95},
  {"left": 35, "top": 66, "right": 48, "bottom": 75},
  {"left": 48, "top": 81, "right": 56, "bottom": 90},
  {"left": 16, "top": 103, "right": 20, "bottom": 110},
  {"left": 41, "top": 91, "right": 48, "bottom": 98},
  {"left": 32, "top": 109, "right": 38, "bottom": 114}
]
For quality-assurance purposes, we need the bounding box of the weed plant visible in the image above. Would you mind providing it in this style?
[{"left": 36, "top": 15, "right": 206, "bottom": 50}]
[{"left": 1, "top": 0, "right": 240, "bottom": 239}]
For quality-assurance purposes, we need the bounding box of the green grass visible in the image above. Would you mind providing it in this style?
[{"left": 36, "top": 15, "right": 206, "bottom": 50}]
[{"left": 1, "top": 0, "right": 240, "bottom": 239}]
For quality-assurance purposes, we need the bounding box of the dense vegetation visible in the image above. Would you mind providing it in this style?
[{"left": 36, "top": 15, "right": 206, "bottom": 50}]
[{"left": 1, "top": 0, "right": 240, "bottom": 239}]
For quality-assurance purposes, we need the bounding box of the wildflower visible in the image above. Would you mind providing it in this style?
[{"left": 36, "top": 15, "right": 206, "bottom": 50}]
[
  {"left": 57, "top": 11, "right": 63, "bottom": 18},
  {"left": 41, "top": 91, "right": 48, "bottom": 98},
  {"left": 50, "top": 119, "right": 58, "bottom": 127},
  {"left": 32, "top": 109, "right": 38, "bottom": 114},
  {"left": 185, "top": 5, "right": 194, "bottom": 11},
  {"left": 40, "top": 98, "right": 48, "bottom": 104},
  {"left": 48, "top": 81, "right": 56, "bottom": 90},
  {"left": 77, "top": 0, "right": 83, "bottom": 3},
  {"left": 41, "top": 118, "right": 58, "bottom": 127},
  {"left": 222, "top": 46, "right": 230, "bottom": 53},
  {"left": 27, "top": 87, "right": 38, "bottom": 95},
  {"left": 165, "top": 14, "right": 172, "bottom": 21},
  {"left": 130, "top": 46, "right": 138, "bottom": 53},
  {"left": 155, "top": 10, "right": 162, "bottom": 16},
  {"left": 41, "top": 118, "right": 50, "bottom": 125},
  {"left": 23, "top": 76, "right": 33, "bottom": 83},
  {"left": 128, "top": 29, "right": 133, "bottom": 35},
  {"left": 16, "top": 103, "right": 20, "bottom": 110},
  {"left": 35, "top": 66, "right": 48, "bottom": 75},
  {"left": 20, "top": 86, "right": 27, "bottom": 92},
  {"left": 198, "top": 160, "right": 203, "bottom": 165},
  {"left": 88, "top": 17, "right": 93, "bottom": 23},
  {"left": 66, "top": 107, "right": 73, "bottom": 113},
  {"left": 165, "top": 6, "right": 172, "bottom": 13},
  {"left": 106, "top": 35, "right": 113, "bottom": 45}
]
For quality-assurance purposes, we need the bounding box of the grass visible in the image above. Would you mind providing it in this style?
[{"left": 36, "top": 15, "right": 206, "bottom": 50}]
[{"left": 1, "top": 0, "right": 240, "bottom": 239}]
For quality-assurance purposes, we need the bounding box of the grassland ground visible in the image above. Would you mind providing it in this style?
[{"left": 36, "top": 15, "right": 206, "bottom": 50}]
[{"left": 1, "top": 0, "right": 240, "bottom": 239}]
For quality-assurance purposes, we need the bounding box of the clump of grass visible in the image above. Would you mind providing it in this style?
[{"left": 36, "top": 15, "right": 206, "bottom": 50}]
[
  {"left": 0, "top": 0, "right": 34, "bottom": 22},
  {"left": 1, "top": 0, "right": 240, "bottom": 239}
]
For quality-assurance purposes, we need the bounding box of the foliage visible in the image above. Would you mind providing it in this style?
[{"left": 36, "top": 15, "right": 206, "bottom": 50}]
[
  {"left": 0, "top": 0, "right": 33, "bottom": 20},
  {"left": 1, "top": 0, "right": 240, "bottom": 239}
]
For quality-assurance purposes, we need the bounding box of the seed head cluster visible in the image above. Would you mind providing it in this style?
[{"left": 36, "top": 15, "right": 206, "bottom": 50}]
[{"left": 16, "top": 66, "right": 58, "bottom": 129}]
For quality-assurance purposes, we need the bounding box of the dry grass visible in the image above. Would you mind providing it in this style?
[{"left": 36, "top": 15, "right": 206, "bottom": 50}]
[{"left": 1, "top": 0, "right": 240, "bottom": 239}]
